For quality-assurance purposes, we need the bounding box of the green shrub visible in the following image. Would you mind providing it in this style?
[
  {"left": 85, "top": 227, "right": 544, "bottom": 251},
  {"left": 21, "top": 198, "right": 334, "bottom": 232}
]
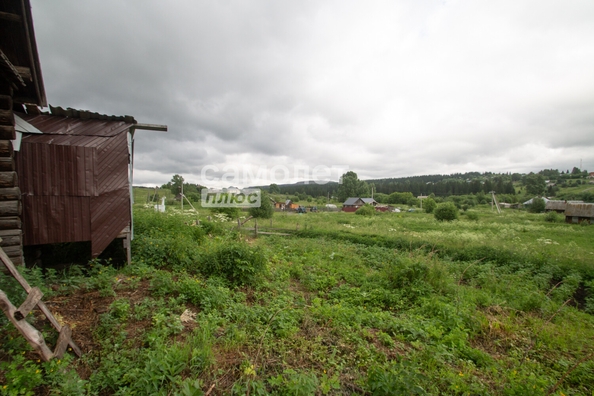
[
  {"left": 249, "top": 191, "right": 274, "bottom": 219},
  {"left": 433, "top": 202, "right": 459, "bottom": 222},
  {"left": 211, "top": 206, "right": 241, "bottom": 219},
  {"left": 544, "top": 211, "right": 561, "bottom": 223},
  {"left": 528, "top": 197, "right": 546, "bottom": 213},
  {"left": 202, "top": 242, "right": 267, "bottom": 286},
  {"left": 355, "top": 204, "right": 376, "bottom": 216},
  {"left": 423, "top": 198, "right": 437, "bottom": 214}
]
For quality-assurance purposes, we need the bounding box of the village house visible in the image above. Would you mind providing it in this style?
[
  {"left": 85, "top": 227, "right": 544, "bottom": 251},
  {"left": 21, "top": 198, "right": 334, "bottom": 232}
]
[
  {"left": 342, "top": 197, "right": 378, "bottom": 212},
  {"left": 564, "top": 203, "right": 594, "bottom": 225},
  {"left": 545, "top": 200, "right": 584, "bottom": 214},
  {"left": 284, "top": 199, "right": 298, "bottom": 210}
]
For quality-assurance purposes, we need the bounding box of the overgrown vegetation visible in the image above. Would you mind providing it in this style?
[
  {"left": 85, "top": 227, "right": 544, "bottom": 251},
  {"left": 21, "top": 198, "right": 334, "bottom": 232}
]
[
  {"left": 434, "top": 202, "right": 459, "bottom": 221},
  {"left": 1, "top": 202, "right": 593, "bottom": 395}
]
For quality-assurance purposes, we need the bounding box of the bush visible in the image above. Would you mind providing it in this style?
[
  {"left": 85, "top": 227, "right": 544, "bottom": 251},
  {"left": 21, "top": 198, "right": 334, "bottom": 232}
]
[
  {"left": 434, "top": 202, "right": 459, "bottom": 222},
  {"left": 202, "top": 242, "right": 267, "bottom": 286},
  {"left": 423, "top": 198, "right": 437, "bottom": 214},
  {"left": 544, "top": 211, "right": 561, "bottom": 223},
  {"left": 249, "top": 191, "right": 274, "bottom": 219},
  {"left": 211, "top": 206, "right": 241, "bottom": 219},
  {"left": 528, "top": 197, "right": 545, "bottom": 213},
  {"left": 355, "top": 204, "right": 376, "bottom": 216}
]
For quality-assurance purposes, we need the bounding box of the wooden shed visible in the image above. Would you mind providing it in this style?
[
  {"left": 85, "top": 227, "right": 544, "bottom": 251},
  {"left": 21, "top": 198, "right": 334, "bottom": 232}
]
[
  {"left": 0, "top": 0, "right": 46, "bottom": 265},
  {"left": 545, "top": 200, "right": 583, "bottom": 214},
  {"left": 14, "top": 107, "right": 166, "bottom": 261},
  {"left": 545, "top": 200, "right": 568, "bottom": 213},
  {"left": 565, "top": 203, "right": 594, "bottom": 225}
]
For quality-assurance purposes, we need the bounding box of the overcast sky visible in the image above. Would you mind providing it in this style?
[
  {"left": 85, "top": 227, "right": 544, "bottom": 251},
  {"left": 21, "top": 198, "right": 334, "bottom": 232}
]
[{"left": 30, "top": 0, "right": 594, "bottom": 188}]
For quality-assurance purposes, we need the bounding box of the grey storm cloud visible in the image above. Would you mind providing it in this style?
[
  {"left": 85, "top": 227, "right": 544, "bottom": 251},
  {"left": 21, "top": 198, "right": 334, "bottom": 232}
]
[{"left": 30, "top": 0, "right": 594, "bottom": 187}]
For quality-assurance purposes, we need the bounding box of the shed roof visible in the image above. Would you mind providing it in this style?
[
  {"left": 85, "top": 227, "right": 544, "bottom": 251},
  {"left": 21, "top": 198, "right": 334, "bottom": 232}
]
[
  {"left": 19, "top": 106, "right": 135, "bottom": 137},
  {"left": 343, "top": 197, "right": 363, "bottom": 206},
  {"left": 545, "top": 201, "right": 567, "bottom": 211},
  {"left": 565, "top": 203, "right": 594, "bottom": 218}
]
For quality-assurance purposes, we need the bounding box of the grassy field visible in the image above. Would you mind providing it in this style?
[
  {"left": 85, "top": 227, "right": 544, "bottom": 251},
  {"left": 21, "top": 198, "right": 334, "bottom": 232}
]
[{"left": 1, "top": 203, "right": 593, "bottom": 395}]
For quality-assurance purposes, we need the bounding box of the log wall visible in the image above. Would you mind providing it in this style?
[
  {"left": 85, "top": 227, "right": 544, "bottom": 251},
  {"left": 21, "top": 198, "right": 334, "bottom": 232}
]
[{"left": 0, "top": 80, "right": 22, "bottom": 265}]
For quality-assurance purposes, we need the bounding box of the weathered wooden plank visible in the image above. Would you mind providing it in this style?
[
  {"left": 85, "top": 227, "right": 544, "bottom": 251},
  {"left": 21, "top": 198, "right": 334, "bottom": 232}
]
[
  {"left": 6, "top": 255, "right": 22, "bottom": 267},
  {"left": 0, "top": 216, "right": 21, "bottom": 230},
  {"left": 0, "top": 234, "right": 21, "bottom": 247},
  {"left": 0, "top": 200, "right": 20, "bottom": 216},
  {"left": 36, "top": 301, "right": 82, "bottom": 357},
  {"left": 0, "top": 248, "right": 82, "bottom": 357},
  {"left": 0, "top": 247, "right": 30, "bottom": 292},
  {"left": 0, "top": 125, "right": 15, "bottom": 140},
  {"left": 0, "top": 157, "right": 14, "bottom": 171},
  {"left": 0, "top": 140, "right": 14, "bottom": 157},
  {"left": 14, "top": 67, "right": 32, "bottom": 82},
  {"left": 0, "top": 233, "right": 21, "bottom": 247},
  {"left": 0, "top": 110, "right": 14, "bottom": 126},
  {"left": 0, "top": 229, "right": 22, "bottom": 237},
  {"left": 0, "top": 172, "right": 17, "bottom": 188},
  {"left": 24, "top": 105, "right": 40, "bottom": 115},
  {"left": 1, "top": 245, "right": 22, "bottom": 257},
  {"left": 134, "top": 123, "right": 168, "bottom": 132},
  {"left": 15, "top": 287, "right": 43, "bottom": 320},
  {"left": 0, "top": 289, "right": 53, "bottom": 361},
  {"left": 53, "top": 325, "right": 72, "bottom": 359},
  {"left": 0, "top": 187, "right": 20, "bottom": 201},
  {"left": 8, "top": 254, "right": 22, "bottom": 265}
]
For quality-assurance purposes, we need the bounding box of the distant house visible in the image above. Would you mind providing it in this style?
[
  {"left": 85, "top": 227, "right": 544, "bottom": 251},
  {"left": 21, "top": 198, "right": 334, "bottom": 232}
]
[
  {"left": 545, "top": 200, "right": 584, "bottom": 214},
  {"left": 588, "top": 172, "right": 594, "bottom": 179},
  {"left": 284, "top": 199, "right": 298, "bottom": 210},
  {"left": 565, "top": 203, "right": 594, "bottom": 225},
  {"left": 342, "top": 197, "right": 378, "bottom": 212}
]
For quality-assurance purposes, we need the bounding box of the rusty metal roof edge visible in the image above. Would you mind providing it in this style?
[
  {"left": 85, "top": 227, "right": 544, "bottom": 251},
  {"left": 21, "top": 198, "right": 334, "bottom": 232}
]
[{"left": 46, "top": 105, "right": 137, "bottom": 124}]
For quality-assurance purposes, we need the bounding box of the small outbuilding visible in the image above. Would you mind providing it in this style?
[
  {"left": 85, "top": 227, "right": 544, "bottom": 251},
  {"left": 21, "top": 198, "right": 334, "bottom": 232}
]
[
  {"left": 564, "top": 203, "right": 594, "bottom": 225},
  {"left": 15, "top": 106, "right": 166, "bottom": 262}
]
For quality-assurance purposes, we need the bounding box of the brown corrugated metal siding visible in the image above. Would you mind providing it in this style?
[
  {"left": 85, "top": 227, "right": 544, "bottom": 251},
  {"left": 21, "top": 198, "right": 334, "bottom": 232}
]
[{"left": 15, "top": 112, "right": 134, "bottom": 257}]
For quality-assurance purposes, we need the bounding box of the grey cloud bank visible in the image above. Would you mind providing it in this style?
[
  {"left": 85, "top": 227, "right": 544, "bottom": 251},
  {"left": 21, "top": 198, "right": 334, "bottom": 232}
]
[{"left": 30, "top": 0, "right": 594, "bottom": 187}]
